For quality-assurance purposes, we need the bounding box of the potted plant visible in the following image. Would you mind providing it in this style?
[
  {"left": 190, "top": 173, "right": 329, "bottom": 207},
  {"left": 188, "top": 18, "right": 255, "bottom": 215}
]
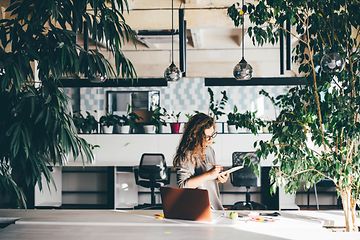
[
  {"left": 149, "top": 106, "right": 167, "bottom": 133},
  {"left": 185, "top": 113, "right": 194, "bottom": 122},
  {"left": 72, "top": 111, "right": 98, "bottom": 134},
  {"left": 227, "top": 107, "right": 264, "bottom": 134},
  {"left": 117, "top": 105, "right": 141, "bottom": 134},
  {"left": 73, "top": 112, "right": 86, "bottom": 134},
  {"left": 117, "top": 114, "right": 130, "bottom": 134},
  {"left": 82, "top": 111, "right": 98, "bottom": 134},
  {"left": 229, "top": 0, "right": 359, "bottom": 231},
  {"left": 207, "top": 88, "right": 228, "bottom": 133},
  {"left": 227, "top": 106, "right": 240, "bottom": 133},
  {"left": 99, "top": 113, "right": 120, "bottom": 134},
  {"left": 0, "top": 0, "right": 136, "bottom": 208},
  {"left": 167, "top": 111, "right": 182, "bottom": 134}
]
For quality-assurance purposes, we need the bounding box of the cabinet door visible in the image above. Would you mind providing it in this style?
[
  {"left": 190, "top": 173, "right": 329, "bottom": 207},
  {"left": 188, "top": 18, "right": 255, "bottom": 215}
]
[{"left": 34, "top": 167, "right": 62, "bottom": 207}]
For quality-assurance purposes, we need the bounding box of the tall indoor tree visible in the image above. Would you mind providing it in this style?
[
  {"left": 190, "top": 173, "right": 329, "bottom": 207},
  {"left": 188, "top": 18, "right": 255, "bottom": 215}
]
[
  {"left": 229, "top": 0, "right": 359, "bottom": 232},
  {"left": 0, "top": 0, "right": 137, "bottom": 207}
]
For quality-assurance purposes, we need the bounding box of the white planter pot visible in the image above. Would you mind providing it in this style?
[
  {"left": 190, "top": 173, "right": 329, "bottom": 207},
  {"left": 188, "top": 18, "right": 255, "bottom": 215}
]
[
  {"left": 118, "top": 125, "right": 130, "bottom": 134},
  {"left": 159, "top": 125, "right": 171, "bottom": 134},
  {"left": 143, "top": 125, "right": 156, "bottom": 134},
  {"left": 102, "top": 126, "right": 114, "bottom": 134},
  {"left": 238, "top": 127, "right": 251, "bottom": 133},
  {"left": 227, "top": 125, "right": 239, "bottom": 133}
]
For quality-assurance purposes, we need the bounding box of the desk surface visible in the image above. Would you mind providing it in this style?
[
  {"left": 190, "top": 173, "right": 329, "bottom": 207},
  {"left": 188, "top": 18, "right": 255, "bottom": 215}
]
[{"left": 0, "top": 209, "right": 359, "bottom": 240}]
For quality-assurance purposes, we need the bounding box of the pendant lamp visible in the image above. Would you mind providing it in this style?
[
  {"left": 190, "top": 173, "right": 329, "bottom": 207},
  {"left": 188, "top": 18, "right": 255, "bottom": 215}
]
[
  {"left": 164, "top": 0, "right": 182, "bottom": 82},
  {"left": 233, "top": 0, "right": 252, "bottom": 80},
  {"left": 320, "top": 0, "right": 345, "bottom": 73}
]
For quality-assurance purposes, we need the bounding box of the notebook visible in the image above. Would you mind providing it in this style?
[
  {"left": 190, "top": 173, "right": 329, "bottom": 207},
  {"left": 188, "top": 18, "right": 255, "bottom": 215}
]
[{"left": 160, "top": 186, "right": 212, "bottom": 222}]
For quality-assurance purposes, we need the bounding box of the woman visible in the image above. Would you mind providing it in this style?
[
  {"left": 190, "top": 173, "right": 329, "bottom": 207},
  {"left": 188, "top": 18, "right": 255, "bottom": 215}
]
[{"left": 173, "top": 112, "right": 229, "bottom": 210}]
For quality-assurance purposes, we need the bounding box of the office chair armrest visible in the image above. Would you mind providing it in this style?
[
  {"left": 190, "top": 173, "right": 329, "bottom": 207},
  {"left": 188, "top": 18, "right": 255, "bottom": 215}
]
[{"left": 133, "top": 166, "right": 139, "bottom": 185}]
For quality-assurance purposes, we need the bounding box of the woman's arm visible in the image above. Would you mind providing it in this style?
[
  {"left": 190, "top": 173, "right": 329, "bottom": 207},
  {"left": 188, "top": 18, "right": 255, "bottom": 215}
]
[{"left": 183, "top": 165, "right": 223, "bottom": 188}]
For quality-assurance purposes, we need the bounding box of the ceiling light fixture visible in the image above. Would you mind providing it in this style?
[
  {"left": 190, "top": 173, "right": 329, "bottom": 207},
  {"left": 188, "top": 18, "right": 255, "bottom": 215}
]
[
  {"left": 233, "top": 0, "right": 253, "bottom": 80},
  {"left": 320, "top": 0, "right": 345, "bottom": 73},
  {"left": 164, "top": 0, "right": 182, "bottom": 82}
]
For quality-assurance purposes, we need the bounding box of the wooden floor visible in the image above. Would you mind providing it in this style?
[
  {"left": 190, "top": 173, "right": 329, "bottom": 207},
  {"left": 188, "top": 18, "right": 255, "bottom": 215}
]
[{"left": 0, "top": 209, "right": 359, "bottom": 240}]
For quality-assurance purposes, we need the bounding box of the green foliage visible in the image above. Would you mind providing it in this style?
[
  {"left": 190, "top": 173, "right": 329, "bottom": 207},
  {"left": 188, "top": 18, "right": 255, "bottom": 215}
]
[
  {"left": 185, "top": 113, "right": 195, "bottom": 121},
  {"left": 0, "top": 83, "right": 95, "bottom": 207},
  {"left": 207, "top": 88, "right": 228, "bottom": 120},
  {"left": 0, "top": 0, "right": 136, "bottom": 207},
  {"left": 149, "top": 106, "right": 167, "bottom": 133},
  {"left": 73, "top": 111, "right": 98, "bottom": 133},
  {"left": 99, "top": 113, "right": 120, "bottom": 127},
  {"left": 227, "top": 106, "right": 265, "bottom": 134},
  {"left": 229, "top": 0, "right": 360, "bottom": 213},
  {"left": 150, "top": 106, "right": 167, "bottom": 125},
  {"left": 167, "top": 110, "right": 181, "bottom": 123}
]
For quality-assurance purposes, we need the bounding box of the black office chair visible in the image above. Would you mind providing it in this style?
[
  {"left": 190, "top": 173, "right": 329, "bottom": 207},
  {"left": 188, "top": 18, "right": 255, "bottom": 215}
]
[
  {"left": 230, "top": 152, "right": 267, "bottom": 210},
  {"left": 134, "top": 153, "right": 170, "bottom": 209}
]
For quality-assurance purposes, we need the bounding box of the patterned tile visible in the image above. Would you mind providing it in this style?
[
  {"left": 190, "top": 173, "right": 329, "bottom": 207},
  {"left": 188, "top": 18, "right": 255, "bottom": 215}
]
[{"left": 63, "top": 79, "right": 290, "bottom": 121}]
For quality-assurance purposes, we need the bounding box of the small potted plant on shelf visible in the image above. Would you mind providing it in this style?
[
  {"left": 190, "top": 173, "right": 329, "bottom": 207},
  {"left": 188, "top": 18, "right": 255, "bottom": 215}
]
[
  {"left": 207, "top": 88, "right": 228, "bottom": 133},
  {"left": 150, "top": 106, "right": 168, "bottom": 133},
  {"left": 227, "top": 105, "right": 240, "bottom": 133},
  {"left": 233, "top": 110, "right": 264, "bottom": 134},
  {"left": 117, "top": 105, "right": 141, "bottom": 134},
  {"left": 185, "top": 112, "right": 194, "bottom": 122},
  {"left": 83, "top": 111, "right": 99, "bottom": 133},
  {"left": 72, "top": 112, "right": 85, "bottom": 133},
  {"left": 117, "top": 114, "right": 130, "bottom": 133},
  {"left": 99, "top": 113, "right": 120, "bottom": 134},
  {"left": 73, "top": 111, "right": 98, "bottom": 134},
  {"left": 167, "top": 110, "right": 182, "bottom": 134}
]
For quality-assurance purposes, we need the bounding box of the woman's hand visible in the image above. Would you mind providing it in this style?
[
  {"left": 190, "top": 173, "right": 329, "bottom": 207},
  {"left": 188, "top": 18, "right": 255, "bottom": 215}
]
[
  {"left": 206, "top": 165, "right": 223, "bottom": 180},
  {"left": 217, "top": 172, "right": 229, "bottom": 183}
]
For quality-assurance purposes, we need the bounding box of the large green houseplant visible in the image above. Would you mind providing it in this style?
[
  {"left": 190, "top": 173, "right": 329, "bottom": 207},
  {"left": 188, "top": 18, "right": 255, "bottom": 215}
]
[
  {"left": 0, "top": 0, "right": 136, "bottom": 207},
  {"left": 229, "top": 0, "right": 359, "bottom": 231}
]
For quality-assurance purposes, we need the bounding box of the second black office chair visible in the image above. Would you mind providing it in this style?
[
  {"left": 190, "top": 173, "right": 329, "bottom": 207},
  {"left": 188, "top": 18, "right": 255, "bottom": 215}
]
[
  {"left": 230, "top": 152, "right": 267, "bottom": 210},
  {"left": 134, "top": 153, "right": 170, "bottom": 209}
]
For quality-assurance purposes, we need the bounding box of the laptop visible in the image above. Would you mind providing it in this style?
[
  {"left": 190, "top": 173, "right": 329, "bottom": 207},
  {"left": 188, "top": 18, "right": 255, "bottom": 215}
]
[{"left": 160, "top": 186, "right": 212, "bottom": 222}]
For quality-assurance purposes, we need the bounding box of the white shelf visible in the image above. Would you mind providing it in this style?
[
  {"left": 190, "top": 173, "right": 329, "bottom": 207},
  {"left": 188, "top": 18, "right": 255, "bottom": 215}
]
[{"left": 67, "top": 134, "right": 274, "bottom": 167}]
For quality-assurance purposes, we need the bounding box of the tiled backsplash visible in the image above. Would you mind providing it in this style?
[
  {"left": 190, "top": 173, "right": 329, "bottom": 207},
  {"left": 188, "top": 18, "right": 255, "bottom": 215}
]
[{"left": 63, "top": 78, "right": 290, "bottom": 122}]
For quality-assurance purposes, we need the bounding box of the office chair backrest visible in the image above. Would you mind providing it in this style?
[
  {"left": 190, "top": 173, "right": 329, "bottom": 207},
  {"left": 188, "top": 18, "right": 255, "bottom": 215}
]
[
  {"left": 139, "top": 153, "right": 167, "bottom": 181},
  {"left": 231, "top": 152, "right": 259, "bottom": 187}
]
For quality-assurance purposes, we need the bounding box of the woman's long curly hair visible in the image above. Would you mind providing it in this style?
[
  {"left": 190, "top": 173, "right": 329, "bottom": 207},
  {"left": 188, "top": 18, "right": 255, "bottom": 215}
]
[{"left": 173, "top": 113, "right": 215, "bottom": 167}]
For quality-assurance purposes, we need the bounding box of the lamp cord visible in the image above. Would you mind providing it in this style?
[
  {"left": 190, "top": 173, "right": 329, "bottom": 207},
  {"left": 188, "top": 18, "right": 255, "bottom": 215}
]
[
  {"left": 171, "top": 0, "right": 174, "bottom": 63},
  {"left": 241, "top": 0, "right": 245, "bottom": 60},
  {"left": 331, "top": 0, "right": 334, "bottom": 49}
]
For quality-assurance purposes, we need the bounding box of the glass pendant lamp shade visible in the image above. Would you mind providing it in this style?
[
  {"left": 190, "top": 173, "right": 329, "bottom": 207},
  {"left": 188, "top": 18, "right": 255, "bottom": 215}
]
[
  {"left": 320, "top": 52, "right": 345, "bottom": 73},
  {"left": 233, "top": 57, "right": 253, "bottom": 80},
  {"left": 233, "top": 0, "right": 252, "bottom": 80},
  {"left": 89, "top": 73, "right": 107, "bottom": 83},
  {"left": 164, "top": 0, "right": 181, "bottom": 82},
  {"left": 164, "top": 62, "right": 182, "bottom": 82},
  {"left": 320, "top": 0, "right": 345, "bottom": 74}
]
